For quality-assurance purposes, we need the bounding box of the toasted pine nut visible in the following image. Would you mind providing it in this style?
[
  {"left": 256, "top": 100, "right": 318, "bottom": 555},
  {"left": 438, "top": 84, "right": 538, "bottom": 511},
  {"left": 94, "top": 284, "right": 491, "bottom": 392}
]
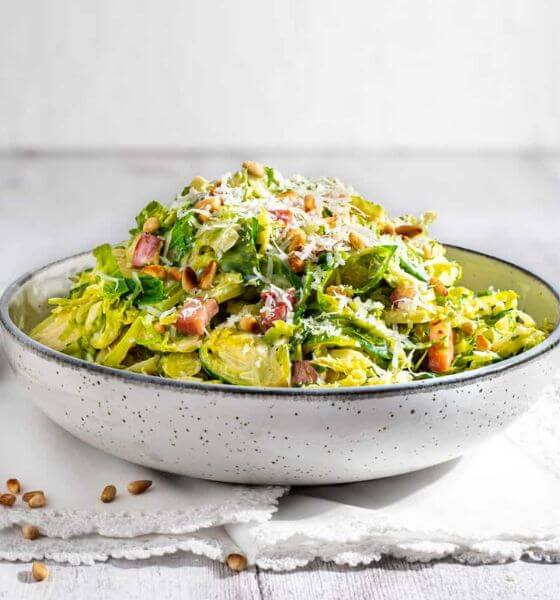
[
  {"left": 22, "top": 491, "right": 43, "bottom": 503},
  {"left": 390, "top": 287, "right": 416, "bottom": 307},
  {"left": 142, "top": 265, "right": 167, "bottom": 280},
  {"left": 461, "top": 322, "right": 476, "bottom": 336},
  {"left": 127, "top": 480, "right": 152, "bottom": 495},
  {"left": 31, "top": 562, "right": 48, "bottom": 582},
  {"left": 430, "top": 276, "right": 448, "bottom": 297},
  {"left": 142, "top": 216, "right": 160, "bottom": 234},
  {"left": 288, "top": 253, "right": 305, "bottom": 274},
  {"left": 22, "top": 525, "right": 40, "bottom": 540},
  {"left": 226, "top": 553, "right": 248, "bottom": 572},
  {"left": 182, "top": 267, "right": 198, "bottom": 292},
  {"left": 242, "top": 161, "right": 265, "bottom": 178},
  {"left": 167, "top": 266, "right": 182, "bottom": 281},
  {"left": 325, "top": 216, "right": 337, "bottom": 228},
  {"left": 100, "top": 485, "right": 117, "bottom": 504},
  {"left": 395, "top": 224, "right": 423, "bottom": 238},
  {"left": 475, "top": 334, "right": 491, "bottom": 351},
  {"left": 239, "top": 314, "right": 260, "bottom": 333},
  {"left": 287, "top": 228, "right": 307, "bottom": 252},
  {"left": 422, "top": 243, "right": 433, "bottom": 259},
  {"left": 6, "top": 479, "right": 20, "bottom": 494},
  {"left": 380, "top": 223, "right": 396, "bottom": 235},
  {"left": 0, "top": 493, "right": 16, "bottom": 507},
  {"left": 154, "top": 322, "right": 167, "bottom": 334},
  {"left": 277, "top": 190, "right": 298, "bottom": 201},
  {"left": 199, "top": 260, "right": 218, "bottom": 290},
  {"left": 348, "top": 231, "right": 366, "bottom": 250},
  {"left": 28, "top": 493, "right": 46, "bottom": 509},
  {"left": 303, "top": 194, "right": 316, "bottom": 212},
  {"left": 195, "top": 197, "right": 222, "bottom": 222}
]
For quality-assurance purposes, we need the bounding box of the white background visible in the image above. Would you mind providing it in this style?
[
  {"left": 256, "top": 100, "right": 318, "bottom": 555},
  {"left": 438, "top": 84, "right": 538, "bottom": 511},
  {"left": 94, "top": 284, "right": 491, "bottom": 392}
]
[{"left": 1, "top": 0, "right": 559, "bottom": 151}]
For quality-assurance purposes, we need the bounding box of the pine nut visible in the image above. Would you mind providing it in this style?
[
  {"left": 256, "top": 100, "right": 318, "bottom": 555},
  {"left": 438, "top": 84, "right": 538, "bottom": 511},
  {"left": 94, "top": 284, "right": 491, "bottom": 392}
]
[
  {"left": 287, "top": 228, "right": 307, "bottom": 252},
  {"left": 195, "top": 197, "right": 222, "bottom": 222},
  {"left": 395, "top": 224, "right": 423, "bottom": 238},
  {"left": 142, "top": 265, "right": 167, "bottom": 280},
  {"left": 22, "top": 525, "right": 40, "bottom": 540},
  {"left": 100, "top": 485, "right": 117, "bottom": 504},
  {"left": 31, "top": 562, "right": 48, "bottom": 582},
  {"left": 242, "top": 161, "right": 265, "bottom": 178},
  {"left": 390, "top": 287, "right": 416, "bottom": 307},
  {"left": 22, "top": 491, "right": 43, "bottom": 503},
  {"left": 303, "top": 194, "right": 316, "bottom": 212},
  {"left": 154, "top": 322, "right": 167, "bottom": 334},
  {"left": 277, "top": 190, "right": 298, "bottom": 201},
  {"left": 430, "top": 276, "right": 448, "bottom": 297},
  {"left": 325, "top": 216, "right": 337, "bottom": 228},
  {"left": 28, "top": 493, "right": 46, "bottom": 509},
  {"left": 239, "top": 314, "right": 260, "bottom": 334},
  {"left": 127, "top": 480, "right": 152, "bottom": 495},
  {"left": 199, "top": 260, "right": 218, "bottom": 290},
  {"left": 288, "top": 253, "right": 305, "bottom": 274},
  {"left": 380, "top": 223, "right": 396, "bottom": 235},
  {"left": 167, "top": 266, "right": 182, "bottom": 282},
  {"left": 0, "top": 493, "right": 16, "bottom": 507},
  {"left": 348, "top": 231, "right": 366, "bottom": 250},
  {"left": 226, "top": 553, "right": 248, "bottom": 572},
  {"left": 422, "top": 243, "right": 433, "bottom": 259},
  {"left": 182, "top": 267, "right": 198, "bottom": 292},
  {"left": 142, "top": 216, "right": 160, "bottom": 234},
  {"left": 6, "top": 479, "right": 20, "bottom": 494}
]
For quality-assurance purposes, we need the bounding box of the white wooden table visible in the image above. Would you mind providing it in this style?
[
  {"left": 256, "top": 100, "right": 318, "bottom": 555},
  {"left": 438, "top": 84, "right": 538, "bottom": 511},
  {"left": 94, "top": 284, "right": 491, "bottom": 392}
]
[{"left": 1, "top": 152, "right": 559, "bottom": 599}]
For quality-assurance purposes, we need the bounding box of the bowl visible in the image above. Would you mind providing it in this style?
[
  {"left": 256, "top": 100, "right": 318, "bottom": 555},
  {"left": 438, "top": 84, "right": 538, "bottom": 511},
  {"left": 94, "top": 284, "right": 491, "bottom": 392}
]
[{"left": 1, "top": 246, "right": 559, "bottom": 485}]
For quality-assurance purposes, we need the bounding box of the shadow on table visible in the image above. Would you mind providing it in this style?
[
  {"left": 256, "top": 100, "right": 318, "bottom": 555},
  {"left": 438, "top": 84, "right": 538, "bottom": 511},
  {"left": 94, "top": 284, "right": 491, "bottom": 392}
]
[{"left": 296, "top": 456, "right": 461, "bottom": 510}]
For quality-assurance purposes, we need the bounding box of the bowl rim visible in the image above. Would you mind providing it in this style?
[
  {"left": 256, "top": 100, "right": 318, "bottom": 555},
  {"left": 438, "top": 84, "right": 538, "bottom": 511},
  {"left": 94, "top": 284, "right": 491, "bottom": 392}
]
[{"left": 1, "top": 244, "right": 559, "bottom": 398}]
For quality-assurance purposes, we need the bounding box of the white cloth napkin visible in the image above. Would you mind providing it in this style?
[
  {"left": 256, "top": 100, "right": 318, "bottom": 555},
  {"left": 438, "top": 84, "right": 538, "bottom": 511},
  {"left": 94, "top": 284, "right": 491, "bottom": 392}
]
[{"left": 1, "top": 362, "right": 559, "bottom": 570}]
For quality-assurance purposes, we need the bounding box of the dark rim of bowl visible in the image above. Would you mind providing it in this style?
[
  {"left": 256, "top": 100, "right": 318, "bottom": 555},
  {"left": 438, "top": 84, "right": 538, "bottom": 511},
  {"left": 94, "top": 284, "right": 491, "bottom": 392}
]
[{"left": 1, "top": 244, "right": 559, "bottom": 398}]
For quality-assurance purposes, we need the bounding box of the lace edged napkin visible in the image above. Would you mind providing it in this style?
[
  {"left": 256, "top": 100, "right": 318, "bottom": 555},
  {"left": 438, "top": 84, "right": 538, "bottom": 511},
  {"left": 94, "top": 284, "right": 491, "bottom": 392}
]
[{"left": 1, "top": 368, "right": 559, "bottom": 570}]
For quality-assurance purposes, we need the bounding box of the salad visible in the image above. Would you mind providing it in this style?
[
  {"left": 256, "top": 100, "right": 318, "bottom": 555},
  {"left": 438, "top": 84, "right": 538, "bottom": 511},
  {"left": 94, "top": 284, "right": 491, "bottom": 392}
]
[{"left": 31, "top": 162, "right": 548, "bottom": 387}]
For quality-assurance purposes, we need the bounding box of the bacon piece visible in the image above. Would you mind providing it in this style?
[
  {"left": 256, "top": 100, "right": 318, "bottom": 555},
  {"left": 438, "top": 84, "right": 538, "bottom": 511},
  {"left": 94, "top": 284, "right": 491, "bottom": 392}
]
[
  {"left": 175, "top": 298, "right": 219, "bottom": 336},
  {"left": 269, "top": 209, "right": 293, "bottom": 227},
  {"left": 132, "top": 233, "right": 163, "bottom": 268},
  {"left": 428, "top": 320, "right": 455, "bottom": 373},
  {"left": 292, "top": 360, "right": 318, "bottom": 386},
  {"left": 260, "top": 288, "right": 296, "bottom": 331}
]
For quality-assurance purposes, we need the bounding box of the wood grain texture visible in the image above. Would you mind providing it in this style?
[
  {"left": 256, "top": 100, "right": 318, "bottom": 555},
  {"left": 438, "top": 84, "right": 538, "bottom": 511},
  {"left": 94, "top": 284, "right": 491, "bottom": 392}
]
[
  {"left": 0, "top": 154, "right": 559, "bottom": 599},
  {"left": 1, "top": 1, "right": 560, "bottom": 150},
  {"left": 1, "top": 556, "right": 559, "bottom": 600}
]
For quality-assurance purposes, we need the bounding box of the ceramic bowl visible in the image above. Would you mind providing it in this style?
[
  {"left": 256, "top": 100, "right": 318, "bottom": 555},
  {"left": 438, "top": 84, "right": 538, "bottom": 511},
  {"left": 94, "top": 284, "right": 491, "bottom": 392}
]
[{"left": 1, "top": 246, "right": 559, "bottom": 485}]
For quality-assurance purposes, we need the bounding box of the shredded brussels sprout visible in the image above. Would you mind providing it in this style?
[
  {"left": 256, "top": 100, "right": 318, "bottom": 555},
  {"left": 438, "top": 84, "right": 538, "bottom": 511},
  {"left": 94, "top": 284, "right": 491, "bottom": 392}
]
[{"left": 30, "top": 163, "right": 548, "bottom": 387}]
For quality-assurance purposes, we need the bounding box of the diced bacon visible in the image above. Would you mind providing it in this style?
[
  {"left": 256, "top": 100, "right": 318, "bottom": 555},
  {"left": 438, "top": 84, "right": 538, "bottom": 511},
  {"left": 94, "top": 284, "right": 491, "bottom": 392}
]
[
  {"left": 269, "top": 209, "right": 293, "bottom": 226},
  {"left": 428, "top": 320, "right": 455, "bottom": 373},
  {"left": 175, "top": 298, "right": 219, "bottom": 336},
  {"left": 132, "top": 233, "right": 163, "bottom": 268},
  {"left": 292, "top": 360, "right": 318, "bottom": 386},
  {"left": 260, "top": 288, "right": 296, "bottom": 331}
]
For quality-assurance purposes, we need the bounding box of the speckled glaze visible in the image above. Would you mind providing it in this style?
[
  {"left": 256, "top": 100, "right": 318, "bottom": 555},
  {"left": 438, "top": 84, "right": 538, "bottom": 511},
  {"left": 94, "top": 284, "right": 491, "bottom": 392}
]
[{"left": 1, "top": 246, "right": 559, "bottom": 485}]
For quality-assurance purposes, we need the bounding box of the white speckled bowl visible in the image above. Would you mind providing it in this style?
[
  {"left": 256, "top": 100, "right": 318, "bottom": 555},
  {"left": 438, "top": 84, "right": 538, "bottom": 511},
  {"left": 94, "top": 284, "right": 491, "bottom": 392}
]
[{"left": 1, "top": 246, "right": 559, "bottom": 485}]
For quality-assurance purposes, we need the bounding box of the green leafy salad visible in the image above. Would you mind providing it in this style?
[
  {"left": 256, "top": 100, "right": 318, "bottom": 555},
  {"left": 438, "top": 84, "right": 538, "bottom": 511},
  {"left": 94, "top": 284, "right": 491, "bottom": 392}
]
[{"left": 31, "top": 161, "right": 548, "bottom": 387}]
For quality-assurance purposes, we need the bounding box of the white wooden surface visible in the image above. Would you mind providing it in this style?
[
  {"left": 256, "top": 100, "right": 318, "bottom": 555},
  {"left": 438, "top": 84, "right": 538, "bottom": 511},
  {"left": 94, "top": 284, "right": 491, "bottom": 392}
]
[
  {"left": 2, "top": 1, "right": 560, "bottom": 150},
  {"left": 0, "top": 153, "right": 559, "bottom": 598}
]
